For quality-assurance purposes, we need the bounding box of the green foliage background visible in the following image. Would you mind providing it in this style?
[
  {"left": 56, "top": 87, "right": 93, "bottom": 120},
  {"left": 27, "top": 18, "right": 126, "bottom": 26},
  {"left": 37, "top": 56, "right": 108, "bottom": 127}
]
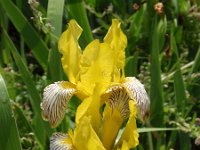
[{"left": 0, "top": 0, "right": 200, "bottom": 149}]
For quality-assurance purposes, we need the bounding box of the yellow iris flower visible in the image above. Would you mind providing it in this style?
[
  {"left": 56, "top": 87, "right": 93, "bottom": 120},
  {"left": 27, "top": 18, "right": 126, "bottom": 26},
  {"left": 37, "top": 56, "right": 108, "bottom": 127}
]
[{"left": 40, "top": 19, "right": 150, "bottom": 150}]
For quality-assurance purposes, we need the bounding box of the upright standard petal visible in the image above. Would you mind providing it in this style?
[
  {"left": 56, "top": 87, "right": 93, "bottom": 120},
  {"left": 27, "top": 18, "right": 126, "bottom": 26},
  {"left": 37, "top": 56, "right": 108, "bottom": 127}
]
[
  {"left": 123, "top": 77, "right": 150, "bottom": 121},
  {"left": 58, "top": 20, "right": 82, "bottom": 83},
  {"left": 41, "top": 81, "right": 76, "bottom": 127},
  {"left": 104, "top": 19, "right": 127, "bottom": 81},
  {"left": 78, "top": 40, "right": 114, "bottom": 95},
  {"left": 115, "top": 101, "right": 139, "bottom": 149}
]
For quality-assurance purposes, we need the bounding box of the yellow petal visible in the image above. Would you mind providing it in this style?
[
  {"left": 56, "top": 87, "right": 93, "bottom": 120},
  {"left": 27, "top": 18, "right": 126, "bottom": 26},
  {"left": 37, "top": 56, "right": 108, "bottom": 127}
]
[
  {"left": 41, "top": 81, "right": 76, "bottom": 128},
  {"left": 116, "top": 100, "right": 139, "bottom": 149},
  {"left": 101, "top": 85, "right": 132, "bottom": 149},
  {"left": 77, "top": 40, "right": 114, "bottom": 95},
  {"left": 75, "top": 83, "right": 105, "bottom": 132},
  {"left": 75, "top": 96, "right": 101, "bottom": 133},
  {"left": 101, "top": 103, "right": 124, "bottom": 150},
  {"left": 58, "top": 20, "right": 82, "bottom": 84},
  {"left": 118, "top": 141, "right": 129, "bottom": 150},
  {"left": 104, "top": 19, "right": 127, "bottom": 82},
  {"left": 73, "top": 116, "right": 106, "bottom": 150}
]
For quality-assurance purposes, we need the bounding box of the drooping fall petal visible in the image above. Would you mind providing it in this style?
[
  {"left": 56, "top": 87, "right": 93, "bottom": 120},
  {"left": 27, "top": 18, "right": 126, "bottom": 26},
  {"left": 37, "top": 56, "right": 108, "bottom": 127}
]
[
  {"left": 75, "top": 83, "right": 106, "bottom": 132},
  {"left": 116, "top": 100, "right": 139, "bottom": 149},
  {"left": 41, "top": 81, "right": 76, "bottom": 127},
  {"left": 101, "top": 103, "right": 124, "bottom": 150},
  {"left": 50, "top": 133, "right": 73, "bottom": 150},
  {"left": 101, "top": 85, "right": 130, "bottom": 149},
  {"left": 118, "top": 141, "right": 129, "bottom": 150},
  {"left": 58, "top": 19, "right": 82, "bottom": 84},
  {"left": 123, "top": 77, "right": 150, "bottom": 121},
  {"left": 104, "top": 19, "right": 127, "bottom": 81},
  {"left": 73, "top": 116, "right": 106, "bottom": 150}
]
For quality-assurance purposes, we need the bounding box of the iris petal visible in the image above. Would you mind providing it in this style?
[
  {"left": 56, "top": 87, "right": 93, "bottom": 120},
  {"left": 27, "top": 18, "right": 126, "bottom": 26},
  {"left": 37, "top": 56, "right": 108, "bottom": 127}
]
[
  {"left": 104, "top": 19, "right": 127, "bottom": 81},
  {"left": 76, "top": 83, "right": 105, "bottom": 132},
  {"left": 73, "top": 116, "right": 106, "bottom": 150},
  {"left": 101, "top": 102, "right": 124, "bottom": 149},
  {"left": 116, "top": 101, "right": 139, "bottom": 149},
  {"left": 78, "top": 40, "right": 115, "bottom": 95},
  {"left": 123, "top": 77, "right": 150, "bottom": 121},
  {"left": 58, "top": 20, "right": 82, "bottom": 83},
  {"left": 101, "top": 85, "right": 129, "bottom": 149},
  {"left": 104, "top": 85, "right": 130, "bottom": 119},
  {"left": 41, "top": 81, "right": 76, "bottom": 127},
  {"left": 119, "top": 141, "right": 129, "bottom": 150},
  {"left": 50, "top": 132, "right": 73, "bottom": 150}
]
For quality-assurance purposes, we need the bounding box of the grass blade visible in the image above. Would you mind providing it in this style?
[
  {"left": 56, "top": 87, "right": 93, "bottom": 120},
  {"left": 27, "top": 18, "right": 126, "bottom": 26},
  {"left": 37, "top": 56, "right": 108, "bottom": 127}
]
[
  {"left": 128, "top": 4, "right": 146, "bottom": 48},
  {"left": 66, "top": 0, "right": 93, "bottom": 47},
  {"left": 138, "top": 127, "right": 179, "bottom": 133},
  {"left": 171, "top": 23, "right": 191, "bottom": 150},
  {"left": 190, "top": 46, "right": 200, "bottom": 74},
  {"left": 0, "top": 0, "right": 48, "bottom": 70},
  {"left": 125, "top": 52, "right": 138, "bottom": 77},
  {"left": 166, "top": 131, "right": 177, "bottom": 149},
  {"left": 13, "top": 102, "right": 33, "bottom": 132},
  {"left": 174, "top": 69, "right": 186, "bottom": 112},
  {"left": 0, "top": 74, "right": 22, "bottom": 150},
  {"left": 47, "top": 0, "right": 65, "bottom": 81},
  {"left": 150, "top": 16, "right": 166, "bottom": 127},
  {"left": 47, "top": 0, "right": 65, "bottom": 36},
  {"left": 178, "top": 132, "right": 191, "bottom": 150},
  {"left": 171, "top": 24, "right": 187, "bottom": 113},
  {"left": 3, "top": 30, "right": 52, "bottom": 148}
]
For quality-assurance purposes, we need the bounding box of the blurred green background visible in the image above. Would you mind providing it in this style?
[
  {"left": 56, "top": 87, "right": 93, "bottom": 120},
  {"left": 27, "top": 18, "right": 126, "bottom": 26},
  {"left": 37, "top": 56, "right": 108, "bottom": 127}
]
[{"left": 0, "top": 0, "right": 200, "bottom": 149}]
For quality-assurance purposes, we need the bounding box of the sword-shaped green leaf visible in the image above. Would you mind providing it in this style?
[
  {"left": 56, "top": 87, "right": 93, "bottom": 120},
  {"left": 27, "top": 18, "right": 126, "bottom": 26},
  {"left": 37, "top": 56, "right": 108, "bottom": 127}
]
[{"left": 0, "top": 74, "right": 22, "bottom": 150}]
